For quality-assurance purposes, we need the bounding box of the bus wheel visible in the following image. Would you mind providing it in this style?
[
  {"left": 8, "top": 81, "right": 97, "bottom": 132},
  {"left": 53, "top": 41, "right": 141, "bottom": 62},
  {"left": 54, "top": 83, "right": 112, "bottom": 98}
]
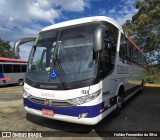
[
  {"left": 18, "top": 79, "right": 24, "bottom": 86},
  {"left": 113, "top": 88, "right": 124, "bottom": 116}
]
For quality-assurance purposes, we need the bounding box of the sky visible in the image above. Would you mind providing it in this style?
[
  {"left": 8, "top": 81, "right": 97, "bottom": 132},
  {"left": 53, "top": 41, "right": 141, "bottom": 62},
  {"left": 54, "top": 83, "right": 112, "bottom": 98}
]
[{"left": 0, "top": 0, "right": 138, "bottom": 60}]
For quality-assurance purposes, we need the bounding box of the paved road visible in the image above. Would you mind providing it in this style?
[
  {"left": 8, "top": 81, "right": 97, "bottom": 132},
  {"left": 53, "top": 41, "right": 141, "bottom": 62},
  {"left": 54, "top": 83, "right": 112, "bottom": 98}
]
[
  {"left": 0, "top": 85, "right": 160, "bottom": 139},
  {"left": 0, "top": 85, "right": 23, "bottom": 101}
]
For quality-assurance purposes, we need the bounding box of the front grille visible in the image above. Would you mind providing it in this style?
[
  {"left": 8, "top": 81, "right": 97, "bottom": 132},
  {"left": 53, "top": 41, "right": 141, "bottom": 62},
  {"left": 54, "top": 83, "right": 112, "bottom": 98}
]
[
  {"left": 28, "top": 96, "right": 73, "bottom": 107},
  {"left": 50, "top": 101, "right": 73, "bottom": 107},
  {"left": 28, "top": 97, "right": 44, "bottom": 104}
]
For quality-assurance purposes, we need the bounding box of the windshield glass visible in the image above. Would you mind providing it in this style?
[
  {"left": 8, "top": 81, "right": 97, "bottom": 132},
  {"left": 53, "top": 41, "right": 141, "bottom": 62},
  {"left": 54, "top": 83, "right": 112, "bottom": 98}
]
[{"left": 27, "top": 24, "right": 97, "bottom": 84}]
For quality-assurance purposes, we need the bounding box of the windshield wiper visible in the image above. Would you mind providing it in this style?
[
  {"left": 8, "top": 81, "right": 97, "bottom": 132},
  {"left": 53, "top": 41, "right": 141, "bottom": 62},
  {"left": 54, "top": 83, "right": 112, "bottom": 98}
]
[
  {"left": 53, "top": 58, "right": 70, "bottom": 89},
  {"left": 51, "top": 45, "right": 70, "bottom": 90}
]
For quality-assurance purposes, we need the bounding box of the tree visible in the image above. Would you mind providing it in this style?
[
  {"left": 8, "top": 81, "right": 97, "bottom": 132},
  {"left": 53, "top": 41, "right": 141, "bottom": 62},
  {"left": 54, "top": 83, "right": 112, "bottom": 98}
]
[
  {"left": 0, "top": 38, "right": 14, "bottom": 58},
  {"left": 123, "top": 0, "right": 160, "bottom": 84},
  {"left": 122, "top": 0, "right": 160, "bottom": 53}
]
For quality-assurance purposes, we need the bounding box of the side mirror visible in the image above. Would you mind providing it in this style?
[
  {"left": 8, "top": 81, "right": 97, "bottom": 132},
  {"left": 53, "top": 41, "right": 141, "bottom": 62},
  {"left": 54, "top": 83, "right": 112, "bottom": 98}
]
[
  {"left": 14, "top": 37, "right": 36, "bottom": 59},
  {"left": 94, "top": 25, "right": 107, "bottom": 52}
]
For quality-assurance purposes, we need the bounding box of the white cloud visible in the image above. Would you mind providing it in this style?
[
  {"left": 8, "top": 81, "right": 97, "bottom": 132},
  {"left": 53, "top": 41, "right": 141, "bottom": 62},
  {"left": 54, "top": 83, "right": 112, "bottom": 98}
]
[
  {"left": 108, "top": 9, "right": 116, "bottom": 14},
  {"left": 27, "top": 1, "right": 60, "bottom": 24},
  {"left": 0, "top": 0, "right": 89, "bottom": 40},
  {"left": 96, "top": 0, "right": 137, "bottom": 26},
  {"left": 0, "top": 0, "right": 58, "bottom": 43},
  {"left": 0, "top": 0, "right": 138, "bottom": 59},
  {"left": 106, "top": 1, "right": 138, "bottom": 25},
  {"left": 0, "top": 0, "right": 89, "bottom": 59},
  {"left": 99, "top": 9, "right": 107, "bottom": 15},
  {"left": 116, "top": 8, "right": 138, "bottom": 25},
  {"left": 52, "top": 0, "right": 90, "bottom": 12},
  {"left": 121, "top": 0, "right": 136, "bottom": 5}
]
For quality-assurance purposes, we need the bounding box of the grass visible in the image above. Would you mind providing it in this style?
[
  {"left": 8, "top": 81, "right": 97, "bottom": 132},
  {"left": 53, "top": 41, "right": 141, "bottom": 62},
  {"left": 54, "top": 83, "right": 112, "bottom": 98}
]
[{"left": 145, "top": 83, "right": 160, "bottom": 87}]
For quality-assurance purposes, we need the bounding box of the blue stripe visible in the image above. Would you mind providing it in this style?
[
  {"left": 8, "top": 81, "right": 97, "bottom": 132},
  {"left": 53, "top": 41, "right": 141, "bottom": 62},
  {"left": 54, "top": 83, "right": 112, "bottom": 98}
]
[
  {"left": 24, "top": 98, "right": 104, "bottom": 118},
  {"left": 0, "top": 73, "right": 6, "bottom": 83}
]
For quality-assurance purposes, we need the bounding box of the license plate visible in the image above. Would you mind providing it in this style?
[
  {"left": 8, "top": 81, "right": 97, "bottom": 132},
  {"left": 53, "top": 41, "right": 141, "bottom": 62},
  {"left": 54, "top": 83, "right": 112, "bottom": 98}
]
[{"left": 42, "top": 109, "right": 54, "bottom": 116}]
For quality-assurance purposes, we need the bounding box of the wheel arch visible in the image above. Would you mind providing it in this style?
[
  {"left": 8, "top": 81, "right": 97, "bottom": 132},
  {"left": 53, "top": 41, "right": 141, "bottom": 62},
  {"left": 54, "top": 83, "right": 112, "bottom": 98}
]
[
  {"left": 17, "top": 78, "right": 24, "bottom": 82},
  {"left": 17, "top": 78, "right": 24, "bottom": 85},
  {"left": 116, "top": 83, "right": 125, "bottom": 96}
]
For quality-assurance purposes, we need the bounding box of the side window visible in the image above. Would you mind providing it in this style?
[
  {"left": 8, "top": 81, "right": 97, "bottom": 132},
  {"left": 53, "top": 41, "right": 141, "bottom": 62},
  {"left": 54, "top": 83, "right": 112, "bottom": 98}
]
[
  {"left": 120, "top": 35, "right": 141, "bottom": 65},
  {"left": 127, "top": 43, "right": 134, "bottom": 61},
  {"left": 119, "top": 34, "right": 128, "bottom": 59},
  {"left": 143, "top": 56, "right": 146, "bottom": 66},
  {"left": 0, "top": 64, "right": 3, "bottom": 73},
  {"left": 3, "top": 64, "right": 12, "bottom": 73},
  {"left": 141, "top": 54, "right": 144, "bottom": 65},
  {"left": 21, "top": 65, "right": 27, "bottom": 72},
  {"left": 141, "top": 55, "right": 146, "bottom": 66},
  {"left": 131, "top": 45, "right": 135, "bottom": 62},
  {"left": 133, "top": 47, "right": 138, "bottom": 63},
  {"left": 138, "top": 52, "right": 142, "bottom": 65},
  {"left": 13, "top": 65, "right": 21, "bottom": 73}
]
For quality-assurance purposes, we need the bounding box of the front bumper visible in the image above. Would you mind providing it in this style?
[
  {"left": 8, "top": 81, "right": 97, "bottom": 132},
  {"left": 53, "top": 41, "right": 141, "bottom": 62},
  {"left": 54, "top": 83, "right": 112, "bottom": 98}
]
[
  {"left": 24, "top": 98, "right": 102, "bottom": 125},
  {"left": 24, "top": 106, "right": 100, "bottom": 125}
]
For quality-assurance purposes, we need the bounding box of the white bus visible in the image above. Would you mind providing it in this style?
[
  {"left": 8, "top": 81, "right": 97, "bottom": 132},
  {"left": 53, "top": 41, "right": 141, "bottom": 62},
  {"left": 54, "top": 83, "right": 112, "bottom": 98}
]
[
  {"left": 0, "top": 57, "right": 27, "bottom": 86},
  {"left": 14, "top": 16, "right": 146, "bottom": 125}
]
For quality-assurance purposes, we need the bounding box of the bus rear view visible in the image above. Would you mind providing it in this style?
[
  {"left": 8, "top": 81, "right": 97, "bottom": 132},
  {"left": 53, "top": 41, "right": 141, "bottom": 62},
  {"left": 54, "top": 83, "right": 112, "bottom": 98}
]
[{"left": 15, "top": 16, "right": 146, "bottom": 125}]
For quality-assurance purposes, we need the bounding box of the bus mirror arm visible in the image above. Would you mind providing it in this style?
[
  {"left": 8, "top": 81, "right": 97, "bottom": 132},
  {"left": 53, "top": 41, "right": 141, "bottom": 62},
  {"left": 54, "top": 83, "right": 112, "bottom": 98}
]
[
  {"left": 14, "top": 37, "right": 36, "bottom": 59},
  {"left": 94, "top": 25, "right": 108, "bottom": 52}
]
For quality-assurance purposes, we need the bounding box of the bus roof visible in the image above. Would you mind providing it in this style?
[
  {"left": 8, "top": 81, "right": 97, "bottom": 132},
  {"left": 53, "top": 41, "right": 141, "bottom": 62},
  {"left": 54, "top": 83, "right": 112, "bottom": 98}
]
[
  {"left": 0, "top": 57, "right": 27, "bottom": 63},
  {"left": 42, "top": 16, "right": 123, "bottom": 32}
]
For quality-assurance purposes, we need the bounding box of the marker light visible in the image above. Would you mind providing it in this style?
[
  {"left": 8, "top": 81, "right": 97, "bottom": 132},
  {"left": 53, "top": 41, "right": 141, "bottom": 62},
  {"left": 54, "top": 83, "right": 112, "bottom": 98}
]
[
  {"left": 78, "top": 112, "right": 88, "bottom": 119},
  {"left": 68, "top": 89, "right": 101, "bottom": 105},
  {"left": 23, "top": 90, "right": 31, "bottom": 98}
]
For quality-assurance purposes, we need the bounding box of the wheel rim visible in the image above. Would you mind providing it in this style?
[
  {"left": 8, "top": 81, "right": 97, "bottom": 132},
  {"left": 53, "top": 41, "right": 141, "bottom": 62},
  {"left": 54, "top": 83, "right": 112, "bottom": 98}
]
[
  {"left": 18, "top": 80, "right": 23, "bottom": 85},
  {"left": 117, "top": 96, "right": 123, "bottom": 108}
]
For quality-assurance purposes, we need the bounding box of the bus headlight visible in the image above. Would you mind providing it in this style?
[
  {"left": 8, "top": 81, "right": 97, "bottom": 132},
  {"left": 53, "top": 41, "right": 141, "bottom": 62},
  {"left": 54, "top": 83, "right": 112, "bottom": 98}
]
[
  {"left": 68, "top": 89, "right": 101, "bottom": 105},
  {"left": 23, "top": 90, "right": 31, "bottom": 98}
]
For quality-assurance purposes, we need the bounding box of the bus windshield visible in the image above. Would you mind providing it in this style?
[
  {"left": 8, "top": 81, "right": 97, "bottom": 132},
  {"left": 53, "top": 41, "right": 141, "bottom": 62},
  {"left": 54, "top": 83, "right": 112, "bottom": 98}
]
[{"left": 27, "top": 24, "right": 97, "bottom": 84}]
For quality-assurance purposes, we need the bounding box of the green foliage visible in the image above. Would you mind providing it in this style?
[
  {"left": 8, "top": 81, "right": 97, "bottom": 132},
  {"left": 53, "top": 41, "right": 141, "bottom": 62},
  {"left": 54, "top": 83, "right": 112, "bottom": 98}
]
[
  {"left": 0, "top": 38, "right": 14, "bottom": 58},
  {"left": 136, "top": 0, "right": 141, "bottom": 9},
  {"left": 122, "top": 0, "right": 160, "bottom": 52},
  {"left": 146, "top": 76, "right": 155, "bottom": 84},
  {"left": 123, "top": 1, "right": 160, "bottom": 84},
  {"left": 146, "top": 65, "right": 160, "bottom": 84}
]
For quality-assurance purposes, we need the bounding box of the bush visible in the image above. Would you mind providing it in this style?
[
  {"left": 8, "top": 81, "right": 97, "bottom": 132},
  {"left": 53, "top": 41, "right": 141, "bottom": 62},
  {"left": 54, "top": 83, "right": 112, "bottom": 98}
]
[
  {"left": 146, "top": 65, "right": 160, "bottom": 84},
  {"left": 146, "top": 76, "right": 155, "bottom": 84}
]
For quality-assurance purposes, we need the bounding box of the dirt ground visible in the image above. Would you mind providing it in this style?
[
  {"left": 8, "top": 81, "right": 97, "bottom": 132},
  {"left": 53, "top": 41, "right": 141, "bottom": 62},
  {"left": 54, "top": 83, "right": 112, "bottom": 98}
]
[{"left": 0, "top": 85, "right": 160, "bottom": 139}]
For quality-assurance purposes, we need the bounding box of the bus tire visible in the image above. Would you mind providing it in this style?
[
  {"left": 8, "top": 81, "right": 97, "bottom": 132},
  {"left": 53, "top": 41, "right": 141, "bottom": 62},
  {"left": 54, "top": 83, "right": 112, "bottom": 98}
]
[
  {"left": 113, "top": 87, "right": 124, "bottom": 116},
  {"left": 18, "top": 79, "right": 24, "bottom": 86}
]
